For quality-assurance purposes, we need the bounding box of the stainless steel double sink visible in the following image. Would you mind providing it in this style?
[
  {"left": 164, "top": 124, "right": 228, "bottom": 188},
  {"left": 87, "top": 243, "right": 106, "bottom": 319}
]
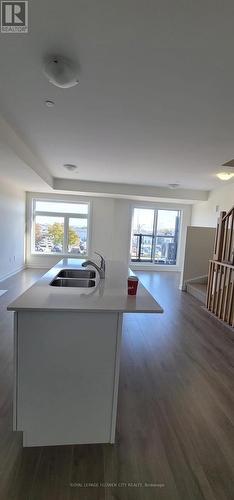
[{"left": 50, "top": 269, "right": 96, "bottom": 288}]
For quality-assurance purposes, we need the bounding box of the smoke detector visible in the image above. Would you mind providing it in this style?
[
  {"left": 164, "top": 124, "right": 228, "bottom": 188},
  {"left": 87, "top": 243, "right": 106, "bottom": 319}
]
[
  {"left": 45, "top": 99, "right": 55, "bottom": 107},
  {"left": 43, "top": 55, "right": 79, "bottom": 89},
  {"left": 168, "top": 183, "right": 180, "bottom": 189},
  {"left": 64, "top": 163, "right": 78, "bottom": 172}
]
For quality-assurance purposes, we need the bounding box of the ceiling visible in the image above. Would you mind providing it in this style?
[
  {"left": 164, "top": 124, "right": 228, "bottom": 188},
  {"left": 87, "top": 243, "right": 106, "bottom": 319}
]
[
  {"left": 0, "top": 141, "right": 51, "bottom": 192},
  {"left": 0, "top": 0, "right": 234, "bottom": 192}
]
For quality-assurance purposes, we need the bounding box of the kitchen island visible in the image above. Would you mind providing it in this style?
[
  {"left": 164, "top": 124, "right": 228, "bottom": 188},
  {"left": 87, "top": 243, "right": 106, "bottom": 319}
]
[{"left": 8, "top": 258, "right": 163, "bottom": 447}]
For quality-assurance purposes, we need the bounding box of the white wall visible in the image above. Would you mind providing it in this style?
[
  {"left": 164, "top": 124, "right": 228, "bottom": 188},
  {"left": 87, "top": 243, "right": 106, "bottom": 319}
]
[
  {"left": 180, "top": 226, "right": 216, "bottom": 289},
  {"left": 192, "top": 182, "right": 234, "bottom": 227},
  {"left": 112, "top": 199, "right": 132, "bottom": 263},
  {"left": 0, "top": 180, "right": 25, "bottom": 281},
  {"left": 26, "top": 192, "right": 191, "bottom": 272}
]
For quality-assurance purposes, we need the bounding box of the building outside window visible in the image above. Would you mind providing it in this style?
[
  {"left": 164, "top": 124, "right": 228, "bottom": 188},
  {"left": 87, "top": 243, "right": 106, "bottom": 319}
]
[
  {"left": 31, "top": 199, "right": 90, "bottom": 256},
  {"left": 131, "top": 208, "right": 181, "bottom": 265}
]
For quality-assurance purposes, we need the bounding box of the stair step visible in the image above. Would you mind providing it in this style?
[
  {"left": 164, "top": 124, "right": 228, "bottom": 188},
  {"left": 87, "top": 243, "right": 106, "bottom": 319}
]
[{"left": 187, "top": 283, "right": 207, "bottom": 304}]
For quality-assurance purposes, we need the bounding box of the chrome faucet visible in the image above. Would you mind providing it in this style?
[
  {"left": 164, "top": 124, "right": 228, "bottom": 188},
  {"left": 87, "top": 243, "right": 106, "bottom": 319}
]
[{"left": 82, "top": 252, "right": 106, "bottom": 279}]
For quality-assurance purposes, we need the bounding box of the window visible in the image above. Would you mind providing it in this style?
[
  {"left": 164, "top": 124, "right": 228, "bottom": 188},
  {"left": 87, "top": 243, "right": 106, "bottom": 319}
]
[
  {"left": 131, "top": 208, "right": 181, "bottom": 265},
  {"left": 32, "top": 199, "right": 89, "bottom": 256}
]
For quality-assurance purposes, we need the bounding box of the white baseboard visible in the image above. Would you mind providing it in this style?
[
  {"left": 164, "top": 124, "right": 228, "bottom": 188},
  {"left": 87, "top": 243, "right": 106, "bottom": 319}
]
[
  {"left": 25, "top": 264, "right": 50, "bottom": 270},
  {"left": 0, "top": 264, "right": 26, "bottom": 282}
]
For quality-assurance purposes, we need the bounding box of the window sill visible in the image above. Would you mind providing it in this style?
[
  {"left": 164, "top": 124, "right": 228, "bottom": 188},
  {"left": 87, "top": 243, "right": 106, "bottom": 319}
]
[
  {"left": 31, "top": 253, "right": 88, "bottom": 259},
  {"left": 130, "top": 262, "right": 181, "bottom": 272}
]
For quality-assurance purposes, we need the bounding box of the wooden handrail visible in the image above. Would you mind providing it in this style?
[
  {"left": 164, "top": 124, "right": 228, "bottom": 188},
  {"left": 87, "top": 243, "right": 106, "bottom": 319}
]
[
  {"left": 213, "top": 206, "right": 234, "bottom": 265},
  {"left": 209, "top": 259, "right": 234, "bottom": 270},
  {"left": 222, "top": 205, "right": 234, "bottom": 222}
]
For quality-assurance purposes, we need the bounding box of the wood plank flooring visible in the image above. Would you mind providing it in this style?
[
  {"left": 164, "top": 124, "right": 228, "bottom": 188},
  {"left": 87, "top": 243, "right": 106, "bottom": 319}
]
[{"left": 0, "top": 269, "right": 233, "bottom": 500}]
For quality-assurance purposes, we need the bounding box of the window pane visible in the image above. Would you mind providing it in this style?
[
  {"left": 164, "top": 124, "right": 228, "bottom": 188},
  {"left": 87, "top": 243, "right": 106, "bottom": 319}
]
[
  {"left": 155, "top": 210, "right": 180, "bottom": 265},
  {"left": 34, "top": 216, "right": 64, "bottom": 254},
  {"left": 131, "top": 234, "right": 139, "bottom": 260},
  {"left": 131, "top": 234, "right": 153, "bottom": 261},
  {"left": 156, "top": 210, "right": 179, "bottom": 237},
  {"left": 155, "top": 236, "right": 177, "bottom": 265},
  {"left": 131, "top": 209, "right": 154, "bottom": 261},
  {"left": 68, "top": 218, "right": 88, "bottom": 255},
  {"left": 35, "top": 200, "right": 88, "bottom": 214},
  {"left": 132, "top": 208, "right": 154, "bottom": 234}
]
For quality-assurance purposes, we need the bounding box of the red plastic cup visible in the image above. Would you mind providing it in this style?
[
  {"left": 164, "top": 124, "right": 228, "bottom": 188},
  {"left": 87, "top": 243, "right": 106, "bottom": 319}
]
[{"left": 128, "top": 276, "right": 139, "bottom": 296}]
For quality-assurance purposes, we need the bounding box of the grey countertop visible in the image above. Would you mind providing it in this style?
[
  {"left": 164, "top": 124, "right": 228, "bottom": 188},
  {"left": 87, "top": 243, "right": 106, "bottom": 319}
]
[{"left": 8, "top": 258, "right": 163, "bottom": 314}]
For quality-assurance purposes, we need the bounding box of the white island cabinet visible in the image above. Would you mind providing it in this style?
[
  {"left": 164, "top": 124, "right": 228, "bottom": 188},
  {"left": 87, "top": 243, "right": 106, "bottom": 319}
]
[{"left": 8, "top": 259, "right": 163, "bottom": 447}]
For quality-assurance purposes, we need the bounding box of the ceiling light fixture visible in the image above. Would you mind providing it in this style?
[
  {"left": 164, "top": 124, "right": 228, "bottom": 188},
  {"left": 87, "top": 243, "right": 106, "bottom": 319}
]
[
  {"left": 222, "top": 159, "right": 234, "bottom": 168},
  {"left": 63, "top": 163, "right": 78, "bottom": 172},
  {"left": 216, "top": 172, "right": 234, "bottom": 181},
  {"left": 43, "top": 55, "right": 79, "bottom": 89}
]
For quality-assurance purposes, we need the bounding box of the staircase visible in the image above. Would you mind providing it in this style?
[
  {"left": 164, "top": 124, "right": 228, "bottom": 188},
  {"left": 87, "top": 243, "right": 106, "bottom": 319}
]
[
  {"left": 185, "top": 206, "right": 234, "bottom": 328},
  {"left": 206, "top": 207, "right": 234, "bottom": 328}
]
